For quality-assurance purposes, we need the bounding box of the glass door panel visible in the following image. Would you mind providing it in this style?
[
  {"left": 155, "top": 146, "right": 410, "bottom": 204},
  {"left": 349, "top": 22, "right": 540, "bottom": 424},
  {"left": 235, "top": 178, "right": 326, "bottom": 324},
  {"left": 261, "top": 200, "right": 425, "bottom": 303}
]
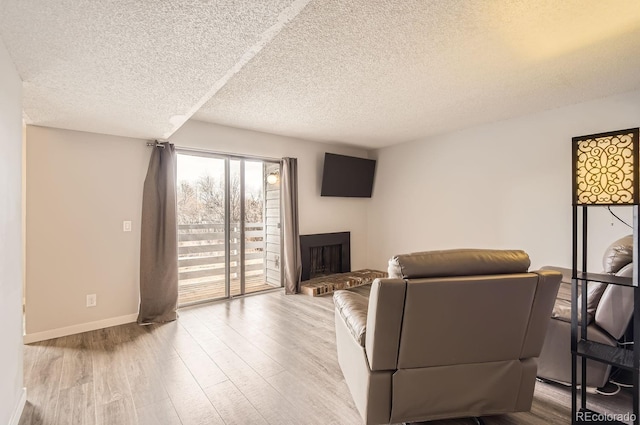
[
  {"left": 230, "top": 159, "right": 242, "bottom": 296},
  {"left": 177, "top": 154, "right": 282, "bottom": 305},
  {"left": 245, "top": 161, "right": 269, "bottom": 294},
  {"left": 261, "top": 162, "right": 282, "bottom": 291},
  {"left": 176, "top": 154, "right": 227, "bottom": 305}
]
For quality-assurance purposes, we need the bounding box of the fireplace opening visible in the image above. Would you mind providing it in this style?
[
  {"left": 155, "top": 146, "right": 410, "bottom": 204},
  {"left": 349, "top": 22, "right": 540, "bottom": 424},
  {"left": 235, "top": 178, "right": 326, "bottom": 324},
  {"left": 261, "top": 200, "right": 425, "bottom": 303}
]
[
  {"left": 300, "top": 232, "right": 350, "bottom": 281},
  {"left": 309, "top": 244, "right": 342, "bottom": 279}
]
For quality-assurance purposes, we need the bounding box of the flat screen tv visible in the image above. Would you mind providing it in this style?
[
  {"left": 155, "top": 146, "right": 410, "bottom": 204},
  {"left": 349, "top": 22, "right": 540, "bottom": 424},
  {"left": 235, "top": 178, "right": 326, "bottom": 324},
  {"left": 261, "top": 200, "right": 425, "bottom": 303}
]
[{"left": 321, "top": 153, "right": 376, "bottom": 198}]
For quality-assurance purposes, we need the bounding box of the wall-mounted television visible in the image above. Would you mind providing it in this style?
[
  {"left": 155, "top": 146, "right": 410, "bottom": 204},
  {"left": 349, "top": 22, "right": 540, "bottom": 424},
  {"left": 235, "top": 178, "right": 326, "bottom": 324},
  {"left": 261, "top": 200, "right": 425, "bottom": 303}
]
[{"left": 321, "top": 153, "right": 376, "bottom": 198}]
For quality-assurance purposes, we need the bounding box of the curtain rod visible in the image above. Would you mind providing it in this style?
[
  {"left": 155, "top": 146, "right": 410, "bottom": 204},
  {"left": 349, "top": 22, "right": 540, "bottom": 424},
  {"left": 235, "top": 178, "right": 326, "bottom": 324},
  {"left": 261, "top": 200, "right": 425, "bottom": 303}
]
[
  {"left": 175, "top": 145, "right": 281, "bottom": 163},
  {"left": 145, "top": 141, "right": 282, "bottom": 163}
]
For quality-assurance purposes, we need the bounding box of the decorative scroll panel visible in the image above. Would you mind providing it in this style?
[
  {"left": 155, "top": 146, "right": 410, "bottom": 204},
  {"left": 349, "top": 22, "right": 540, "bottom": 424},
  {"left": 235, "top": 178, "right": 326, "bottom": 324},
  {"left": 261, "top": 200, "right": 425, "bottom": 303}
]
[{"left": 575, "top": 130, "right": 638, "bottom": 205}]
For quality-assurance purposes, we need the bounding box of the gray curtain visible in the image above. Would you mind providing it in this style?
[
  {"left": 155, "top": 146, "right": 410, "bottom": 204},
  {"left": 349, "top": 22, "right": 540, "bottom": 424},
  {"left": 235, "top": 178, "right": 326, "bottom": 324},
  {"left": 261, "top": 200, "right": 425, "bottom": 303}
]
[
  {"left": 138, "top": 142, "right": 178, "bottom": 323},
  {"left": 282, "top": 157, "right": 301, "bottom": 294}
]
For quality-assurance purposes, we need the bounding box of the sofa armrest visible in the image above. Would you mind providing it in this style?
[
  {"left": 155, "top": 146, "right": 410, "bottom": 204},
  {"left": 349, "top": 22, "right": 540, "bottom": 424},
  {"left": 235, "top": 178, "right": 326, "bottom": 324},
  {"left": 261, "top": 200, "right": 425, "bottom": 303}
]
[
  {"left": 521, "top": 269, "right": 562, "bottom": 358},
  {"left": 542, "top": 266, "right": 606, "bottom": 325},
  {"left": 333, "top": 290, "right": 369, "bottom": 346},
  {"left": 365, "top": 278, "right": 406, "bottom": 371}
]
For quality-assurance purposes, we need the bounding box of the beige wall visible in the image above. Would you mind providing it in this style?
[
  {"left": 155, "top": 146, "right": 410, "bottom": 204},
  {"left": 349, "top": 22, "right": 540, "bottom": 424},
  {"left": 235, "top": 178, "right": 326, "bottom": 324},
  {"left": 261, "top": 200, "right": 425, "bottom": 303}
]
[
  {"left": 25, "top": 121, "right": 371, "bottom": 339},
  {"left": 0, "top": 39, "right": 25, "bottom": 424},
  {"left": 25, "top": 127, "right": 149, "bottom": 338},
  {"left": 368, "top": 89, "right": 640, "bottom": 271}
]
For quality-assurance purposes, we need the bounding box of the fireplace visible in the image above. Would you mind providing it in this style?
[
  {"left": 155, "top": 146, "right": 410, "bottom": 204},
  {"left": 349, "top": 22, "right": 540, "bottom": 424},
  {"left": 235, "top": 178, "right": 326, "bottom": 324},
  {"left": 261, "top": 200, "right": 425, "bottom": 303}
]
[{"left": 300, "top": 232, "right": 350, "bottom": 281}]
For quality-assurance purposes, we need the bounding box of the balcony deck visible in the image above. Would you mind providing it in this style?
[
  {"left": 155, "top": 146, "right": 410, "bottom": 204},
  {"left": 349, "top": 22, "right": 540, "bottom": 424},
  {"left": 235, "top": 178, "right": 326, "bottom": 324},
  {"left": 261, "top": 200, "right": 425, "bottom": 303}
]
[
  {"left": 178, "top": 222, "right": 281, "bottom": 305},
  {"left": 179, "top": 276, "right": 279, "bottom": 305}
]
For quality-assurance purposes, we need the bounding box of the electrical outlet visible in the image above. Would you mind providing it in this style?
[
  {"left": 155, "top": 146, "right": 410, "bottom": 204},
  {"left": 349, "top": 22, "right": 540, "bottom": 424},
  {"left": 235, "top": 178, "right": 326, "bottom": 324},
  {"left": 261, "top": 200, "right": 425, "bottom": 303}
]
[
  {"left": 86, "top": 294, "right": 97, "bottom": 307},
  {"left": 123, "top": 221, "right": 132, "bottom": 232}
]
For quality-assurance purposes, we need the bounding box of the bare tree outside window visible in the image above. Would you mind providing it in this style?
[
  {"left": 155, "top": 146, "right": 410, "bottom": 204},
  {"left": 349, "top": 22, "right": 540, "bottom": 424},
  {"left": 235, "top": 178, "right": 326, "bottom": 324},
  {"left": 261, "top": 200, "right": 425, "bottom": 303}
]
[{"left": 177, "top": 174, "right": 264, "bottom": 225}]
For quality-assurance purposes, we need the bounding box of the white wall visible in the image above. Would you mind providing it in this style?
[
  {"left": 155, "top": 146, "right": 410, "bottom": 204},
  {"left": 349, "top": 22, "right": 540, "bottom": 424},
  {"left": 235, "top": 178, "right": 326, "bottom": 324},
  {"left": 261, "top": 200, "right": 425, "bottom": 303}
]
[
  {"left": 368, "top": 89, "right": 640, "bottom": 271},
  {"left": 25, "top": 120, "right": 370, "bottom": 340},
  {"left": 0, "top": 39, "right": 26, "bottom": 424}
]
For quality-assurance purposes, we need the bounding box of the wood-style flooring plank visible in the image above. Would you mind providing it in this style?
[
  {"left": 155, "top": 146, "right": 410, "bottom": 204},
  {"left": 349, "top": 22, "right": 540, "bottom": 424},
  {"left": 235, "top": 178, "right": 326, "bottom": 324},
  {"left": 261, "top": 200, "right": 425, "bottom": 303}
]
[
  {"left": 266, "top": 369, "right": 362, "bottom": 425},
  {"left": 19, "top": 339, "right": 65, "bottom": 425},
  {"left": 119, "top": 324, "right": 172, "bottom": 409},
  {"left": 203, "top": 380, "right": 268, "bottom": 425},
  {"left": 204, "top": 297, "right": 355, "bottom": 403},
  {"left": 53, "top": 383, "right": 95, "bottom": 425},
  {"left": 207, "top": 347, "right": 305, "bottom": 425},
  {"left": 135, "top": 399, "right": 182, "bottom": 425},
  {"left": 90, "top": 328, "right": 138, "bottom": 425},
  {"left": 20, "top": 290, "right": 637, "bottom": 425},
  {"left": 155, "top": 343, "right": 225, "bottom": 425},
  {"left": 57, "top": 333, "right": 93, "bottom": 390},
  {"left": 173, "top": 324, "right": 228, "bottom": 390}
]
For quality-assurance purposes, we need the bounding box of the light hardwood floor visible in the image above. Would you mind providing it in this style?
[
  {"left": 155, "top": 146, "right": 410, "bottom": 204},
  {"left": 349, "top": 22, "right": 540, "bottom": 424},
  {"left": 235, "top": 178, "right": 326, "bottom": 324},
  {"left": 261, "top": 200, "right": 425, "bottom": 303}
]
[{"left": 19, "top": 290, "right": 634, "bottom": 425}]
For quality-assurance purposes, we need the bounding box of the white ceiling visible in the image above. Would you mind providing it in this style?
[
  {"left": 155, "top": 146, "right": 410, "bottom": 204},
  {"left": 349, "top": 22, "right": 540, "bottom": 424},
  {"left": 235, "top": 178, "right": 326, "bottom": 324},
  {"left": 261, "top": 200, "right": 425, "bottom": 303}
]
[{"left": 2, "top": 0, "right": 640, "bottom": 149}]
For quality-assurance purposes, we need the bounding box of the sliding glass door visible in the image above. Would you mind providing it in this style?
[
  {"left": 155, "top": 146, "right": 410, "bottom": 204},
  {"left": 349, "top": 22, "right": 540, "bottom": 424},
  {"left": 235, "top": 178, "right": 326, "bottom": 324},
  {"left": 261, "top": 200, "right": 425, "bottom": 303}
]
[{"left": 176, "top": 152, "right": 281, "bottom": 306}]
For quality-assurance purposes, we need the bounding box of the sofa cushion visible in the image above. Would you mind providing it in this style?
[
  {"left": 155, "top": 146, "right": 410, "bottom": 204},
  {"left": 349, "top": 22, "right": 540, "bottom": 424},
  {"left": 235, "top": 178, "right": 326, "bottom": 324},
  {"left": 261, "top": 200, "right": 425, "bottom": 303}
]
[
  {"left": 388, "top": 249, "right": 530, "bottom": 279},
  {"left": 602, "top": 234, "right": 633, "bottom": 274},
  {"left": 550, "top": 280, "right": 605, "bottom": 324},
  {"left": 581, "top": 282, "right": 608, "bottom": 322},
  {"left": 333, "top": 290, "right": 369, "bottom": 346},
  {"left": 550, "top": 279, "right": 571, "bottom": 323},
  {"left": 543, "top": 266, "right": 610, "bottom": 325}
]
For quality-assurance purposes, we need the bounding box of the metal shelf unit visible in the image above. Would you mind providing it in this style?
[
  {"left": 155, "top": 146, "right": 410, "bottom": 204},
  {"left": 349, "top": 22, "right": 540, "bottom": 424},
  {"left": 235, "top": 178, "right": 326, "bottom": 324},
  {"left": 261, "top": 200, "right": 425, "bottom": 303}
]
[{"left": 571, "top": 205, "right": 640, "bottom": 425}]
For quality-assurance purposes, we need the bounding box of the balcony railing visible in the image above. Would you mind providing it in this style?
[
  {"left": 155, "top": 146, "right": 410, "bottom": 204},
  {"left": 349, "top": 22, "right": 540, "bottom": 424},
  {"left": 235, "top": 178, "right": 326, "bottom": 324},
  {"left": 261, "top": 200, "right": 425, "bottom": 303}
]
[{"left": 177, "top": 222, "right": 275, "bottom": 304}]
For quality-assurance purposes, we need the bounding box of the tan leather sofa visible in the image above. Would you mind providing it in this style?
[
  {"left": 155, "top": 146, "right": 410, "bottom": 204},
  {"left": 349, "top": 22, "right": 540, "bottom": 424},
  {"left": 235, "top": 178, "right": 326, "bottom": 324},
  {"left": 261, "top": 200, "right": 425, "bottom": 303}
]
[
  {"left": 333, "top": 249, "right": 561, "bottom": 424},
  {"left": 537, "top": 235, "right": 634, "bottom": 388}
]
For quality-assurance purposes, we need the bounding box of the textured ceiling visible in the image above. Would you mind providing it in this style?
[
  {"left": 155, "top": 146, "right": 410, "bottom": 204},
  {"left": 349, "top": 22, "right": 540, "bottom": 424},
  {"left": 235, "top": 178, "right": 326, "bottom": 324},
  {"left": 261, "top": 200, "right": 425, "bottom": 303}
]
[
  {"left": 0, "top": 0, "right": 309, "bottom": 139},
  {"left": 2, "top": 1, "right": 640, "bottom": 148}
]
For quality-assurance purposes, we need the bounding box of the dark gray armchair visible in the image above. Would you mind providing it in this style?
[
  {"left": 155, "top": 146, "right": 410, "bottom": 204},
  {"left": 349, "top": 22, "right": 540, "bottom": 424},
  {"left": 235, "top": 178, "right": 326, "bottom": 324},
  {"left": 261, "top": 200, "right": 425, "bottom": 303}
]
[{"left": 537, "top": 235, "right": 634, "bottom": 388}]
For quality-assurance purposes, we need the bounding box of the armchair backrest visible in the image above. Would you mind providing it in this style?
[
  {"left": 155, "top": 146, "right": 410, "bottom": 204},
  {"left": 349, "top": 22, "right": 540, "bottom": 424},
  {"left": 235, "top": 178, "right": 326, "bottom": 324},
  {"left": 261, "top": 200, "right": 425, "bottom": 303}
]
[
  {"left": 398, "top": 271, "right": 559, "bottom": 369},
  {"left": 366, "top": 249, "right": 561, "bottom": 372}
]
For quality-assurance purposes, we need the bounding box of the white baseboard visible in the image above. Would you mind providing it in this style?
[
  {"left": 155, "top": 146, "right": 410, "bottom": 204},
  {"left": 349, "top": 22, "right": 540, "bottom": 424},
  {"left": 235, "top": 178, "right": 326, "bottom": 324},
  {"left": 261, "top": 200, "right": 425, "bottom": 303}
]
[
  {"left": 23, "top": 313, "right": 138, "bottom": 343},
  {"left": 8, "top": 387, "right": 26, "bottom": 425}
]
